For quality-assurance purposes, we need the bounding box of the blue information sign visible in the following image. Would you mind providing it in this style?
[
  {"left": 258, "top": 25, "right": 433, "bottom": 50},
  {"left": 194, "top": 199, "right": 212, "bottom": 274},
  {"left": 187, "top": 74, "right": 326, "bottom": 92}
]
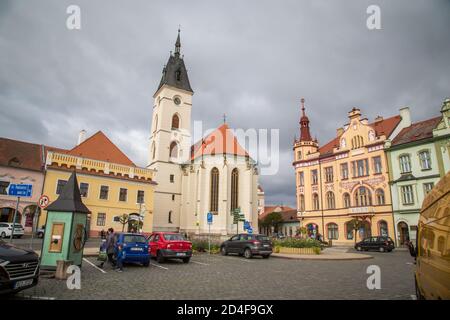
[
  {"left": 207, "top": 212, "right": 213, "bottom": 224},
  {"left": 7, "top": 184, "right": 33, "bottom": 197}
]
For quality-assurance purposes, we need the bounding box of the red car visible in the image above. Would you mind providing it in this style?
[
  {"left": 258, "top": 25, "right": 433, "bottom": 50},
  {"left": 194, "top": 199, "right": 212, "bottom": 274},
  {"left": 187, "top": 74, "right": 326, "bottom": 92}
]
[{"left": 148, "top": 232, "right": 192, "bottom": 263}]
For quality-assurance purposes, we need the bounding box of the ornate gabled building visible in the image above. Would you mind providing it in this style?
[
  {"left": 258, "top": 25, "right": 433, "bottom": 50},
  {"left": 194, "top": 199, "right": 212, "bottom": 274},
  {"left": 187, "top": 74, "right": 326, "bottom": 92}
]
[
  {"left": 293, "top": 99, "right": 410, "bottom": 245},
  {"left": 148, "top": 31, "right": 259, "bottom": 237}
]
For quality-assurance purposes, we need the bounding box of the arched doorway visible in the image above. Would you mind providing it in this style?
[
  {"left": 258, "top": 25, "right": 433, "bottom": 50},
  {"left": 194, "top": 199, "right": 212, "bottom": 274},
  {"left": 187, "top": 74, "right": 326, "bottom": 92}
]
[
  {"left": 0, "top": 207, "right": 21, "bottom": 223},
  {"left": 398, "top": 221, "right": 410, "bottom": 245},
  {"left": 306, "top": 223, "right": 319, "bottom": 239}
]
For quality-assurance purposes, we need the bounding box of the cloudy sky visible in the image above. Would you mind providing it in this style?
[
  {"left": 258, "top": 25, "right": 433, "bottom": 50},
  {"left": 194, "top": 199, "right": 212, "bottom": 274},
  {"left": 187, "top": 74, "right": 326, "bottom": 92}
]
[{"left": 1, "top": 0, "right": 449, "bottom": 207}]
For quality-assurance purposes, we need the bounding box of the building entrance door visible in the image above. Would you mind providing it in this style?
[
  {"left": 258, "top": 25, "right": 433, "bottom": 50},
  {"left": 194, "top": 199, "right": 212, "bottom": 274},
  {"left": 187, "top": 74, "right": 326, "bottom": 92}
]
[{"left": 398, "top": 221, "right": 410, "bottom": 245}]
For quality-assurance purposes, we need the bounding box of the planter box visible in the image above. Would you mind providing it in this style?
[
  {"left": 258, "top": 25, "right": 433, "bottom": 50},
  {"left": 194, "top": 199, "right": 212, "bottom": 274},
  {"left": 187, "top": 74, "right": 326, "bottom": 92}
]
[{"left": 278, "top": 247, "right": 319, "bottom": 255}]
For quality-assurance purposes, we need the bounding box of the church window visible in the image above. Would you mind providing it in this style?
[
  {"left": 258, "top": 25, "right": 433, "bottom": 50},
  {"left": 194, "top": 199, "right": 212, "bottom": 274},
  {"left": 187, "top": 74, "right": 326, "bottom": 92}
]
[
  {"left": 151, "top": 142, "right": 156, "bottom": 160},
  {"left": 170, "top": 174, "right": 174, "bottom": 183},
  {"left": 169, "top": 141, "right": 178, "bottom": 159},
  {"left": 168, "top": 211, "right": 173, "bottom": 224},
  {"left": 172, "top": 114, "right": 180, "bottom": 129},
  {"left": 231, "top": 168, "right": 239, "bottom": 211},
  {"left": 210, "top": 167, "right": 219, "bottom": 214}
]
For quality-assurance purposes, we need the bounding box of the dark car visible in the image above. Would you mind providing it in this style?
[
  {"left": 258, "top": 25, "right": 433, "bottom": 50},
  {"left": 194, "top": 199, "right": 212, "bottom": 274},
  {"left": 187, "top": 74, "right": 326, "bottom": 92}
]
[
  {"left": 0, "top": 240, "right": 40, "bottom": 295},
  {"left": 148, "top": 232, "right": 192, "bottom": 263},
  {"left": 113, "top": 233, "right": 150, "bottom": 267},
  {"left": 355, "top": 236, "right": 395, "bottom": 252},
  {"left": 220, "top": 234, "right": 272, "bottom": 259}
]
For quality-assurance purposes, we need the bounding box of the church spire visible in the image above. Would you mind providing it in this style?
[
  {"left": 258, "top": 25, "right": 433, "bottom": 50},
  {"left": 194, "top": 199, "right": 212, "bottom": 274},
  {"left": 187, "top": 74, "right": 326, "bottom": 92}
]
[
  {"left": 174, "top": 27, "right": 181, "bottom": 57},
  {"left": 299, "top": 98, "right": 312, "bottom": 142}
]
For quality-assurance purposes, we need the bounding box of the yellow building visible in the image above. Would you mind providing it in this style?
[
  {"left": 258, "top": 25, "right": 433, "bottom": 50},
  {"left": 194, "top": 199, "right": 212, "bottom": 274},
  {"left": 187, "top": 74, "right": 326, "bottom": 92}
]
[
  {"left": 38, "top": 131, "right": 156, "bottom": 237},
  {"left": 293, "top": 99, "right": 409, "bottom": 245}
]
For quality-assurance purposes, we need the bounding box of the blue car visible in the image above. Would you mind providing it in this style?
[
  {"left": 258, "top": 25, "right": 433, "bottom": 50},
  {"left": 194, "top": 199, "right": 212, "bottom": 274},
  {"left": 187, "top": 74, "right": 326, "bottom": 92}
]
[{"left": 113, "top": 233, "right": 150, "bottom": 267}]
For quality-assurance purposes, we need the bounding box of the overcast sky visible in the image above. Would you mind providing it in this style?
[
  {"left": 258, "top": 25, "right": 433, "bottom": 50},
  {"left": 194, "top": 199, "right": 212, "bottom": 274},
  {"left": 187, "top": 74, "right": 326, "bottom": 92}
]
[{"left": 1, "top": 0, "right": 449, "bottom": 207}]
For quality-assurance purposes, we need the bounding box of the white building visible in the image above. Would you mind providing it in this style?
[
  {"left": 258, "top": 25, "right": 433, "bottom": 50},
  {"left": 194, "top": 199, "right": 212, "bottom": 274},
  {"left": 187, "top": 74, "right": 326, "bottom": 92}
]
[{"left": 148, "top": 31, "right": 259, "bottom": 238}]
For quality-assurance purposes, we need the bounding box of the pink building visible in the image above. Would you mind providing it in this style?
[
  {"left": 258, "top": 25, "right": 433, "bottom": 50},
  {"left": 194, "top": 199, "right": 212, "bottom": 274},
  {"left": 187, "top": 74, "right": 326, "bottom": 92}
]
[{"left": 0, "top": 137, "right": 46, "bottom": 233}]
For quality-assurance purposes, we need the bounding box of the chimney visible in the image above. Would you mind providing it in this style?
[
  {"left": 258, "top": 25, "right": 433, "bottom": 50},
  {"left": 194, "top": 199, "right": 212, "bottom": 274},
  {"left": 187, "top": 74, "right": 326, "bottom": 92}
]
[
  {"left": 399, "top": 107, "right": 411, "bottom": 127},
  {"left": 77, "top": 130, "right": 87, "bottom": 145}
]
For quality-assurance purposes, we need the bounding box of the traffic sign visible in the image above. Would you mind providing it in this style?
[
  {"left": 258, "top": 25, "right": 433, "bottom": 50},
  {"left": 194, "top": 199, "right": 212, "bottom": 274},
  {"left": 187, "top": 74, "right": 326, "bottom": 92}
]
[
  {"left": 8, "top": 184, "right": 33, "bottom": 197},
  {"left": 38, "top": 195, "right": 50, "bottom": 209},
  {"left": 247, "top": 227, "right": 253, "bottom": 234},
  {"left": 207, "top": 212, "right": 213, "bottom": 224}
]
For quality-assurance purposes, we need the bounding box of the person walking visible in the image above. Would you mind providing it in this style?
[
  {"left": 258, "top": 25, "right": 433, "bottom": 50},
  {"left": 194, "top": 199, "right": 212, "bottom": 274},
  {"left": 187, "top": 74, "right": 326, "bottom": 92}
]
[
  {"left": 97, "top": 239, "right": 108, "bottom": 268},
  {"left": 116, "top": 244, "right": 125, "bottom": 272},
  {"left": 105, "top": 228, "right": 116, "bottom": 268}
]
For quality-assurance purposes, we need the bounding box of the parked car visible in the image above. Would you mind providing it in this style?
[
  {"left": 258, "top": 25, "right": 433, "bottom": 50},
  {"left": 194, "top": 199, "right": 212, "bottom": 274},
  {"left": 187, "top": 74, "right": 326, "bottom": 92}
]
[
  {"left": 113, "top": 233, "right": 150, "bottom": 267},
  {"left": 0, "top": 223, "right": 24, "bottom": 239},
  {"left": 355, "top": 236, "right": 395, "bottom": 252},
  {"left": 0, "top": 239, "right": 40, "bottom": 295},
  {"left": 410, "top": 171, "right": 450, "bottom": 300},
  {"left": 220, "top": 233, "right": 272, "bottom": 259},
  {"left": 148, "top": 232, "right": 192, "bottom": 263},
  {"left": 35, "top": 225, "right": 45, "bottom": 239}
]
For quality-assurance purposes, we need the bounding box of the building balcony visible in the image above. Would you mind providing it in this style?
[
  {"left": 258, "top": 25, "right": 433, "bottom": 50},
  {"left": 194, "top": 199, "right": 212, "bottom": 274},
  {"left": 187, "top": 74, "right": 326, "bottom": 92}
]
[{"left": 46, "top": 151, "right": 154, "bottom": 182}]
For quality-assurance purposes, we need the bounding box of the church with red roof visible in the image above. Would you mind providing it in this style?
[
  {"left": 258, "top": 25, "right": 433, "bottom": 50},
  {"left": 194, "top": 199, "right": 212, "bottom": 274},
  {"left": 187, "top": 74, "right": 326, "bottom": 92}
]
[{"left": 147, "top": 31, "right": 259, "bottom": 237}]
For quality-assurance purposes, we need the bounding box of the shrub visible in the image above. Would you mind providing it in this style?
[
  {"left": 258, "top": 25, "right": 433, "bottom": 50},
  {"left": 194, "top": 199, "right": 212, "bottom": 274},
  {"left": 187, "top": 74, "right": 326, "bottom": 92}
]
[
  {"left": 273, "top": 238, "right": 322, "bottom": 249},
  {"left": 191, "top": 239, "right": 220, "bottom": 254}
]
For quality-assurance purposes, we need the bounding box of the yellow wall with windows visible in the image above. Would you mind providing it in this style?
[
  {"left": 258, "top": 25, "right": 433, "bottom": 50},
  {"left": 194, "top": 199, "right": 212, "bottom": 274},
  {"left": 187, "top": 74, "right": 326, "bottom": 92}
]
[{"left": 39, "top": 169, "right": 154, "bottom": 236}]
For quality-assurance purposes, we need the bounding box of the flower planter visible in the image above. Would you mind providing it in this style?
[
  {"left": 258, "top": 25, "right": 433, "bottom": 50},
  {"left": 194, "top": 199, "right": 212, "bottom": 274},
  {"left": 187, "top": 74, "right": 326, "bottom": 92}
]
[{"left": 278, "top": 247, "right": 319, "bottom": 255}]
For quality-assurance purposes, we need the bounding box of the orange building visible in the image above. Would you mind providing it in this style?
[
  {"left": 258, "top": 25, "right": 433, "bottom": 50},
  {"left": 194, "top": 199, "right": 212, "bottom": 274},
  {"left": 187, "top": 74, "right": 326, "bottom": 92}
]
[{"left": 293, "top": 99, "right": 410, "bottom": 245}]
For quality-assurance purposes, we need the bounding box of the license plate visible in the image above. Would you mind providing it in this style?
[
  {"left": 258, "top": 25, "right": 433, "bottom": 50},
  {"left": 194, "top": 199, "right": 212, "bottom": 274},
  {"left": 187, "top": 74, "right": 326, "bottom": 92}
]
[
  {"left": 14, "top": 279, "right": 33, "bottom": 289},
  {"left": 176, "top": 252, "right": 186, "bottom": 256},
  {"left": 263, "top": 244, "right": 269, "bottom": 247},
  {"left": 131, "top": 247, "right": 143, "bottom": 251}
]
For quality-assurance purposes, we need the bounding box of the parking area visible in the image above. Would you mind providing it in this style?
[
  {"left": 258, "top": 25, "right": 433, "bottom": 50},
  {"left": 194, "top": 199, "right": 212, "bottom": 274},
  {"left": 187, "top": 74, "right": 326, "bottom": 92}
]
[{"left": 12, "top": 250, "right": 416, "bottom": 300}]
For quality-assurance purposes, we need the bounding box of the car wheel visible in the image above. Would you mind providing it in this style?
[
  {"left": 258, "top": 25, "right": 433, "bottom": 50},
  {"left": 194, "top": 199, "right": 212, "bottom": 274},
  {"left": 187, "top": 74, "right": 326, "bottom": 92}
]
[
  {"left": 244, "top": 248, "right": 252, "bottom": 259},
  {"left": 156, "top": 251, "right": 165, "bottom": 263},
  {"left": 182, "top": 257, "right": 190, "bottom": 264},
  {"left": 1, "top": 232, "right": 6, "bottom": 238},
  {"left": 220, "top": 246, "right": 228, "bottom": 256},
  {"left": 415, "top": 277, "right": 425, "bottom": 300},
  {"left": 143, "top": 261, "right": 150, "bottom": 267},
  {"left": 262, "top": 255, "right": 270, "bottom": 259},
  {"left": 379, "top": 247, "right": 385, "bottom": 253},
  {"left": 356, "top": 246, "right": 362, "bottom": 251}
]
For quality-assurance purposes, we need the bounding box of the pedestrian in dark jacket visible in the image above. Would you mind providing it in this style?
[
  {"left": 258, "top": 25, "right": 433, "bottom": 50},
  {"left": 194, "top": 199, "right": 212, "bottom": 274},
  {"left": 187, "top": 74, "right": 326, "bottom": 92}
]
[
  {"left": 116, "top": 244, "right": 125, "bottom": 272},
  {"left": 105, "top": 228, "right": 116, "bottom": 267}
]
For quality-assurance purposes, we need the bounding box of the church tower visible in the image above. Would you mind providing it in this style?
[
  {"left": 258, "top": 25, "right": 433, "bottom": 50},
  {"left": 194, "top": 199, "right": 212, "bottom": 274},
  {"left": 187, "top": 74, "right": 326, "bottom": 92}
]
[{"left": 148, "top": 29, "right": 194, "bottom": 232}]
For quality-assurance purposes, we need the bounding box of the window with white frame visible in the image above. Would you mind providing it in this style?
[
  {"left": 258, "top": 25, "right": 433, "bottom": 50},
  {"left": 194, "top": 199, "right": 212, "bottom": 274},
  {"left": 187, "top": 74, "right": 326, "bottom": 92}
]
[
  {"left": 96, "top": 213, "right": 106, "bottom": 226},
  {"left": 325, "top": 167, "right": 334, "bottom": 183},
  {"left": 401, "top": 185, "right": 414, "bottom": 205},
  {"left": 311, "top": 170, "right": 318, "bottom": 185},
  {"left": 399, "top": 154, "right": 411, "bottom": 173},
  {"left": 418, "top": 150, "right": 432, "bottom": 170},
  {"left": 340, "top": 163, "right": 349, "bottom": 180},
  {"left": 373, "top": 156, "right": 382, "bottom": 174}
]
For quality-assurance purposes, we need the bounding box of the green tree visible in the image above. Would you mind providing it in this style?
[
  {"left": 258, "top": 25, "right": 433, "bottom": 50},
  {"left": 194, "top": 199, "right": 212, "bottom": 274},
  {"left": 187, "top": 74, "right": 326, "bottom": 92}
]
[
  {"left": 118, "top": 214, "right": 129, "bottom": 232},
  {"left": 262, "top": 212, "right": 283, "bottom": 233}
]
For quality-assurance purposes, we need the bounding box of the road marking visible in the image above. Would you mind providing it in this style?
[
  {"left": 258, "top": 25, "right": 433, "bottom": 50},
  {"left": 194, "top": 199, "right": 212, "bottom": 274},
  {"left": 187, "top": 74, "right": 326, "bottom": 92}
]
[
  {"left": 406, "top": 262, "right": 414, "bottom": 265},
  {"left": 83, "top": 258, "right": 107, "bottom": 274},
  {"left": 191, "top": 260, "right": 209, "bottom": 266},
  {"left": 410, "top": 294, "right": 417, "bottom": 300},
  {"left": 150, "top": 263, "right": 168, "bottom": 270},
  {"left": 21, "top": 295, "right": 56, "bottom": 300}
]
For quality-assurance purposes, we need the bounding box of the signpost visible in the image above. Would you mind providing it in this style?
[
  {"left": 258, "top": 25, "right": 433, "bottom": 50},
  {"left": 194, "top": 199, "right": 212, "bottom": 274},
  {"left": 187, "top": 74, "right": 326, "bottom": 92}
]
[
  {"left": 207, "top": 212, "right": 213, "bottom": 254},
  {"left": 7, "top": 184, "right": 33, "bottom": 243}
]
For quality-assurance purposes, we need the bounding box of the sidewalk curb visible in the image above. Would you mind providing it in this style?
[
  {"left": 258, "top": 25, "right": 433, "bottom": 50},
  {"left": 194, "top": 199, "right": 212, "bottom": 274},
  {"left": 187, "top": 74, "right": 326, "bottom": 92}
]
[{"left": 271, "top": 253, "right": 374, "bottom": 261}]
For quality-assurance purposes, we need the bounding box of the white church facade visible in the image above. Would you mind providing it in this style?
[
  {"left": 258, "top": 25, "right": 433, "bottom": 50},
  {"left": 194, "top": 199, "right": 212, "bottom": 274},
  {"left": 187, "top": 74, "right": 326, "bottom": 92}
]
[{"left": 147, "top": 31, "right": 259, "bottom": 238}]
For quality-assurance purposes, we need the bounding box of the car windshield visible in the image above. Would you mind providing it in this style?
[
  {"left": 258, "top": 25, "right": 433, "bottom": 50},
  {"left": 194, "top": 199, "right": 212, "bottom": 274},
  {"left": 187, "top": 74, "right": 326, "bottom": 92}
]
[
  {"left": 123, "top": 235, "right": 146, "bottom": 243},
  {"left": 163, "top": 234, "right": 185, "bottom": 241},
  {"left": 257, "top": 235, "right": 270, "bottom": 241}
]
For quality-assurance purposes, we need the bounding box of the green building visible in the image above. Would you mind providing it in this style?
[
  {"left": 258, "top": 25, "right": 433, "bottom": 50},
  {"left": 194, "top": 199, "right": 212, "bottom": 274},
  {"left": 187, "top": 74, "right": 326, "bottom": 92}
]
[{"left": 386, "top": 98, "right": 450, "bottom": 246}]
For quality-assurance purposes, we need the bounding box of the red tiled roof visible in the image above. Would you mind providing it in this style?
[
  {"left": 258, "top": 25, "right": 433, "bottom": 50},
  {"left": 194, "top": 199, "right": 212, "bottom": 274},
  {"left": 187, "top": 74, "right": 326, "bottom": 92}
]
[
  {"left": 190, "top": 123, "right": 249, "bottom": 160},
  {"left": 259, "top": 205, "right": 295, "bottom": 220},
  {"left": 0, "top": 137, "right": 44, "bottom": 172},
  {"left": 279, "top": 209, "right": 299, "bottom": 223},
  {"left": 391, "top": 116, "right": 441, "bottom": 146},
  {"left": 318, "top": 115, "right": 402, "bottom": 156},
  {"left": 67, "top": 131, "right": 135, "bottom": 166}
]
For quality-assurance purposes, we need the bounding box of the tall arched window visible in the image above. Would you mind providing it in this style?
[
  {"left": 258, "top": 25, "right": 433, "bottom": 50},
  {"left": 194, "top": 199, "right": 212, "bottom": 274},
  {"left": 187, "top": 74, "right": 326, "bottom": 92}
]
[
  {"left": 169, "top": 141, "right": 178, "bottom": 159},
  {"left": 343, "top": 193, "right": 351, "bottom": 208},
  {"left": 210, "top": 167, "right": 219, "bottom": 213},
  {"left": 171, "top": 114, "right": 180, "bottom": 129},
  {"left": 231, "top": 168, "right": 239, "bottom": 211},
  {"left": 327, "top": 223, "right": 339, "bottom": 240},
  {"left": 326, "top": 191, "right": 335, "bottom": 209},
  {"left": 299, "top": 194, "right": 305, "bottom": 212},
  {"left": 376, "top": 189, "right": 385, "bottom": 205},
  {"left": 312, "top": 193, "right": 320, "bottom": 211},
  {"left": 378, "top": 220, "right": 388, "bottom": 237},
  {"left": 355, "top": 186, "right": 372, "bottom": 206}
]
